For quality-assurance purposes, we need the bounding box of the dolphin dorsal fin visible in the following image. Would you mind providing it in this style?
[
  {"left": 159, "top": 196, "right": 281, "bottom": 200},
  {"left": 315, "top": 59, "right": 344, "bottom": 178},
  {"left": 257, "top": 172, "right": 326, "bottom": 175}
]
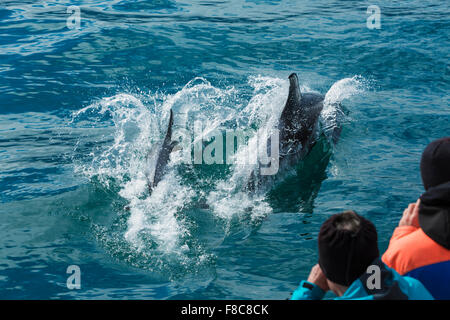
[
  {"left": 279, "top": 73, "right": 303, "bottom": 129},
  {"left": 163, "top": 109, "right": 174, "bottom": 145},
  {"left": 147, "top": 109, "right": 176, "bottom": 192},
  {"left": 288, "top": 73, "right": 302, "bottom": 103}
]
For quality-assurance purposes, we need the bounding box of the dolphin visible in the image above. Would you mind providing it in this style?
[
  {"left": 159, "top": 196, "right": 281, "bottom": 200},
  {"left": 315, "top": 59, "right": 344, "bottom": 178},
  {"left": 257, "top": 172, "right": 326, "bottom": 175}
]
[
  {"left": 146, "top": 109, "right": 177, "bottom": 192},
  {"left": 245, "top": 73, "right": 333, "bottom": 191}
]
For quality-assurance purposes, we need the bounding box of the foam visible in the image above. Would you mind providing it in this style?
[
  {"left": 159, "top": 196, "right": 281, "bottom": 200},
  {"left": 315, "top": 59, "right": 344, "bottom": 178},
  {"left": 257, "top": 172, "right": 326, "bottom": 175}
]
[{"left": 71, "top": 74, "right": 365, "bottom": 272}]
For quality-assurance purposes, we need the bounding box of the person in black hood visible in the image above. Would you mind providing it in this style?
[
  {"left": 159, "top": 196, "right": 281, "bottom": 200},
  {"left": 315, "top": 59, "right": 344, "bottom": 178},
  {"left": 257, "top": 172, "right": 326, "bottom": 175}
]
[
  {"left": 419, "top": 137, "right": 450, "bottom": 250},
  {"left": 383, "top": 137, "right": 450, "bottom": 300},
  {"left": 291, "top": 211, "right": 433, "bottom": 300}
]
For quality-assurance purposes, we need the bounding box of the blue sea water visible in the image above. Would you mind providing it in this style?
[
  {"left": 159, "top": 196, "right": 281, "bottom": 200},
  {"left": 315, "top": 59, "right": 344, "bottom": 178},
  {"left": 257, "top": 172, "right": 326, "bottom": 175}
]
[{"left": 0, "top": 0, "right": 449, "bottom": 299}]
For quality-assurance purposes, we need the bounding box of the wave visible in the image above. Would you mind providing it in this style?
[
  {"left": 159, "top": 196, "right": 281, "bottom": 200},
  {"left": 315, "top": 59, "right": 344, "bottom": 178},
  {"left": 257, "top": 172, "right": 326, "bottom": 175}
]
[{"left": 71, "top": 74, "right": 366, "bottom": 276}]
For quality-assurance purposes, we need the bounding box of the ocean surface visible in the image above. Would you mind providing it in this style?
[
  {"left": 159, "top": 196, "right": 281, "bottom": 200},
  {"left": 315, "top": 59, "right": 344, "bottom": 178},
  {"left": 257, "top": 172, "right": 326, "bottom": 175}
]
[{"left": 0, "top": 0, "right": 448, "bottom": 299}]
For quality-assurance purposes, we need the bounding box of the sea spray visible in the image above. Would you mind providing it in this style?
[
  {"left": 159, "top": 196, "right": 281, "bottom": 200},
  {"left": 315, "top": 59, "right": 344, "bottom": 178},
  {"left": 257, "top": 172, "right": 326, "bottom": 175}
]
[
  {"left": 70, "top": 75, "right": 365, "bottom": 275},
  {"left": 321, "top": 76, "right": 368, "bottom": 144}
]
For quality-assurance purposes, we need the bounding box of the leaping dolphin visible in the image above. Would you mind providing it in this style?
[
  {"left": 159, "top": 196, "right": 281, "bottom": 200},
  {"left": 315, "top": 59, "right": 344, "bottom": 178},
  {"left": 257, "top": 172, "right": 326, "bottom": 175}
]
[
  {"left": 145, "top": 109, "right": 177, "bottom": 192},
  {"left": 245, "top": 73, "right": 333, "bottom": 191}
]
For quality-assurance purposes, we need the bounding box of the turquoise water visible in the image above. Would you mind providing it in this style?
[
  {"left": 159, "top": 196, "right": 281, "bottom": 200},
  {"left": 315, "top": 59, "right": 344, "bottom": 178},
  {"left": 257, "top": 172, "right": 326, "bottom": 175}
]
[{"left": 0, "top": 0, "right": 449, "bottom": 299}]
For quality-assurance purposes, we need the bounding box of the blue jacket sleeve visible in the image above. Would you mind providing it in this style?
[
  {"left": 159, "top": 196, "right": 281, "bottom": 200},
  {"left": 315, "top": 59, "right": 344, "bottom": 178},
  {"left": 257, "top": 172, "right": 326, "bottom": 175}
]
[
  {"left": 403, "top": 276, "right": 434, "bottom": 300},
  {"left": 290, "top": 281, "right": 326, "bottom": 300}
]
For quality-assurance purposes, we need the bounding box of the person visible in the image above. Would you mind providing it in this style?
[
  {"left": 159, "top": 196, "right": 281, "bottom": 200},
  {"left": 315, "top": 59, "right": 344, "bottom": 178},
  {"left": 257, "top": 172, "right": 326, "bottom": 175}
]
[
  {"left": 382, "top": 137, "right": 450, "bottom": 300},
  {"left": 291, "top": 210, "right": 433, "bottom": 300}
]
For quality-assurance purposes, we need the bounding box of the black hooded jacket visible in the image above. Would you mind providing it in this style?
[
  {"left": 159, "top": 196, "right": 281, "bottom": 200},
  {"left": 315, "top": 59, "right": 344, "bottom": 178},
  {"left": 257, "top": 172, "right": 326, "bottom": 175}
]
[{"left": 419, "top": 181, "right": 450, "bottom": 250}]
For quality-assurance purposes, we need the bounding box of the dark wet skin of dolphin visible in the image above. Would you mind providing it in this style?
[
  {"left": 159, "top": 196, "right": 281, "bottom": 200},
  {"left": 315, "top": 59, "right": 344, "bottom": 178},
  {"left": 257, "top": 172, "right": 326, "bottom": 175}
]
[
  {"left": 146, "top": 109, "right": 177, "bottom": 192},
  {"left": 245, "top": 73, "right": 325, "bottom": 191}
]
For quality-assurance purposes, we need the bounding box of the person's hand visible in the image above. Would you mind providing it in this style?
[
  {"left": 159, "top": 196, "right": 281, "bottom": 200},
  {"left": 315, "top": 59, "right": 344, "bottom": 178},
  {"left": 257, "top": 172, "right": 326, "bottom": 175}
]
[
  {"left": 399, "top": 199, "right": 420, "bottom": 228},
  {"left": 307, "top": 264, "right": 329, "bottom": 292}
]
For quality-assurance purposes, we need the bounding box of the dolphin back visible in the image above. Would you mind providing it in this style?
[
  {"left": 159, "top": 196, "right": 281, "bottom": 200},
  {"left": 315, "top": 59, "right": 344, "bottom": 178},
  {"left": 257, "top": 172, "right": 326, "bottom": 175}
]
[
  {"left": 147, "top": 109, "right": 177, "bottom": 191},
  {"left": 244, "top": 73, "right": 325, "bottom": 192},
  {"left": 278, "top": 73, "right": 324, "bottom": 156}
]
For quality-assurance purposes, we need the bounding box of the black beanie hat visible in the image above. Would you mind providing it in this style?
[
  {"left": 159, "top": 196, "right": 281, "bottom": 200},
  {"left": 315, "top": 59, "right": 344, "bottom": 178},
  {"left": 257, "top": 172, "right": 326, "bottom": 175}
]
[
  {"left": 318, "top": 211, "right": 379, "bottom": 287},
  {"left": 420, "top": 137, "right": 450, "bottom": 190}
]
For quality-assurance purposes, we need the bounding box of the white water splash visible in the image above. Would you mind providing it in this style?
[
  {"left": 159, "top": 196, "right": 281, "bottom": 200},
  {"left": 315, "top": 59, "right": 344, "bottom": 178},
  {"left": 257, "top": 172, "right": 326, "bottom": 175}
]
[
  {"left": 123, "top": 171, "right": 194, "bottom": 255},
  {"left": 71, "top": 74, "right": 365, "bottom": 269},
  {"left": 321, "top": 76, "right": 367, "bottom": 142}
]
